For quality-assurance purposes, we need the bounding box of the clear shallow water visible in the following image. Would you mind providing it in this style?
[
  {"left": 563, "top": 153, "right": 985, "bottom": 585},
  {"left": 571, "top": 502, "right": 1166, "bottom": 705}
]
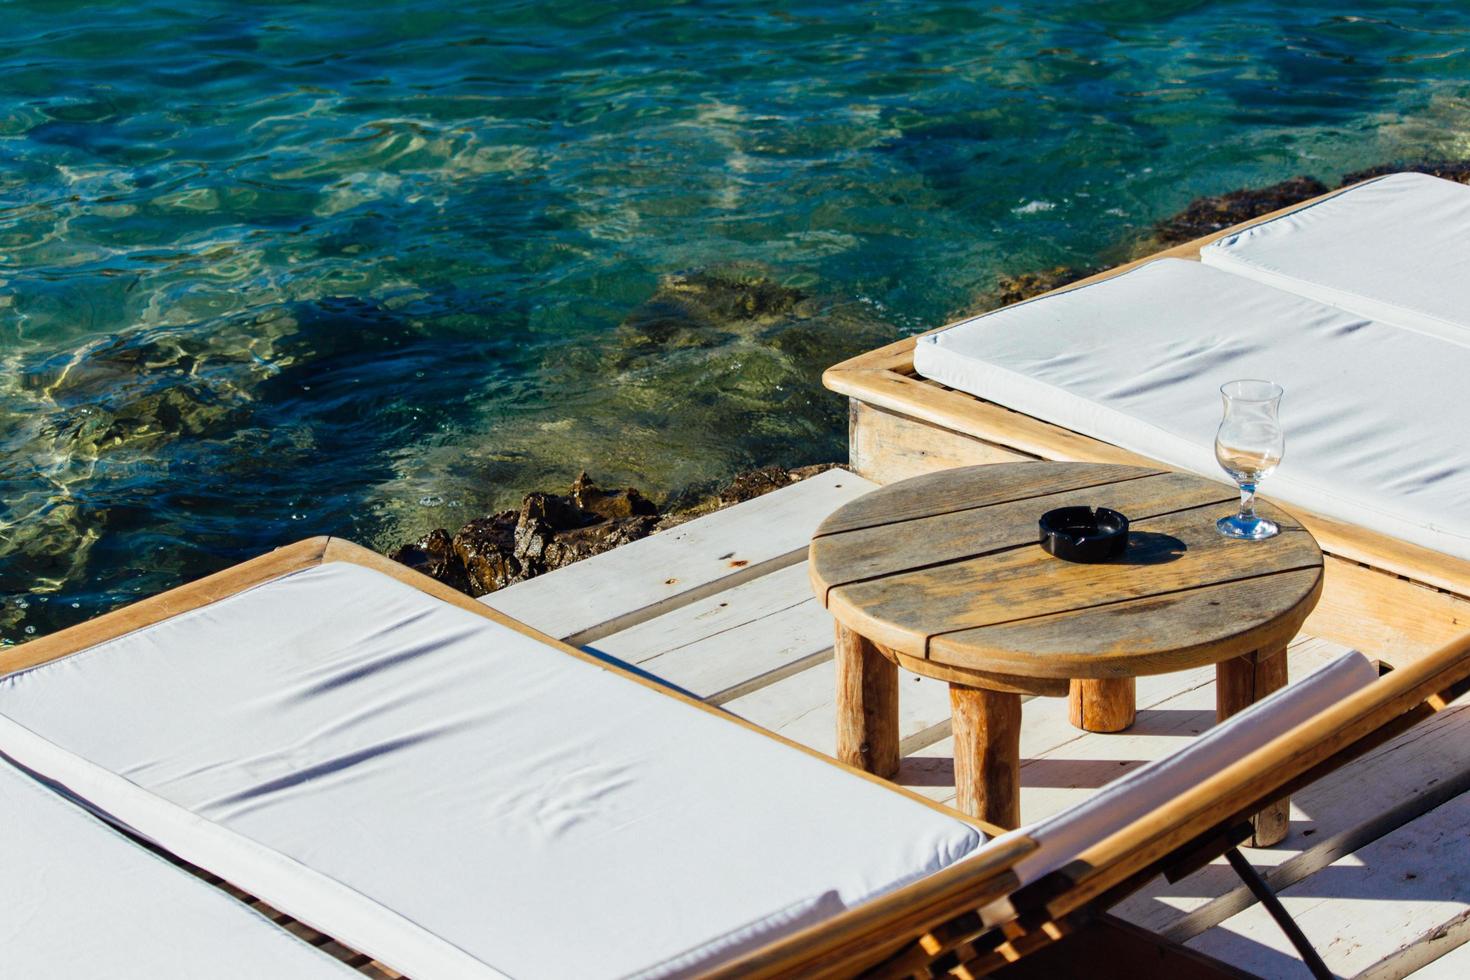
[{"left": 3, "top": 1, "right": 1469, "bottom": 641}]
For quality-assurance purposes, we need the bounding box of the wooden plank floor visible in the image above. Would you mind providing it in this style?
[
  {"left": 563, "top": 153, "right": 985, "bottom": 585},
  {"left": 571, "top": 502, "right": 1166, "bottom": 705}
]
[{"left": 485, "top": 468, "right": 1470, "bottom": 979}]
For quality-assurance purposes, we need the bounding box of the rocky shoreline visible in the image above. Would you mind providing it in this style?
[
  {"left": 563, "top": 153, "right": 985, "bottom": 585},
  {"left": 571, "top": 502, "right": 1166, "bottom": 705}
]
[
  {"left": 392, "top": 159, "right": 1470, "bottom": 600},
  {"left": 390, "top": 464, "right": 837, "bottom": 597}
]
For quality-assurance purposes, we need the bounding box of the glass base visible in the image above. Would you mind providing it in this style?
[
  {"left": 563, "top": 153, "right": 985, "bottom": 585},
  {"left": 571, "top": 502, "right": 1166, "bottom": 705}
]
[{"left": 1217, "top": 514, "right": 1280, "bottom": 540}]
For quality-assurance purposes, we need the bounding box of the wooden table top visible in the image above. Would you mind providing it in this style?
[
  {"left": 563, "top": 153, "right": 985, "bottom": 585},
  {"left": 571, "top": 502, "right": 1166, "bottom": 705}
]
[{"left": 809, "top": 462, "right": 1323, "bottom": 685}]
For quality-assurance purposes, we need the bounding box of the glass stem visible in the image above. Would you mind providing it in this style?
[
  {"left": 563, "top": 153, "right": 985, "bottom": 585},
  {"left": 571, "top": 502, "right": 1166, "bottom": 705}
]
[{"left": 1238, "top": 482, "right": 1257, "bottom": 523}]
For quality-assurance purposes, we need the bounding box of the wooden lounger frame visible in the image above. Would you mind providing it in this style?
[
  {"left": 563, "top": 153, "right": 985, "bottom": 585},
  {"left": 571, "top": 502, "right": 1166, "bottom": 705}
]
[
  {"left": 5, "top": 537, "right": 1469, "bottom": 978},
  {"left": 722, "top": 630, "right": 1470, "bottom": 979},
  {"left": 823, "top": 178, "right": 1470, "bottom": 667}
]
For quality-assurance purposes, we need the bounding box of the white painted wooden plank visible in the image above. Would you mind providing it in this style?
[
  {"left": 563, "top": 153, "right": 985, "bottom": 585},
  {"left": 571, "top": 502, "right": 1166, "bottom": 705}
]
[
  {"left": 1186, "top": 787, "right": 1470, "bottom": 980},
  {"left": 723, "top": 659, "right": 953, "bottom": 758},
  {"left": 482, "top": 468, "right": 874, "bottom": 643},
  {"left": 587, "top": 562, "right": 835, "bottom": 703},
  {"left": 1119, "top": 699, "right": 1470, "bottom": 942}
]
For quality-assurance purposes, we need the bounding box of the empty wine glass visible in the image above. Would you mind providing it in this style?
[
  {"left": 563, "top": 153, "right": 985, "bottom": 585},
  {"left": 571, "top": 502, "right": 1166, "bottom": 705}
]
[{"left": 1215, "top": 380, "right": 1284, "bottom": 540}]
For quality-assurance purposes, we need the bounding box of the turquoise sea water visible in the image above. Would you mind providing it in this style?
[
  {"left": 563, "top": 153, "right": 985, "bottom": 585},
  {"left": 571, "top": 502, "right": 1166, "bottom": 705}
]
[{"left": 3, "top": 1, "right": 1469, "bottom": 641}]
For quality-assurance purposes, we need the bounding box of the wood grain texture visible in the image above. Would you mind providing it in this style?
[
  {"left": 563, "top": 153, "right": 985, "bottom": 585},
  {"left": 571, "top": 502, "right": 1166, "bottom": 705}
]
[
  {"left": 812, "top": 459, "right": 1159, "bottom": 539},
  {"left": 889, "top": 644, "right": 1070, "bottom": 696},
  {"left": 1216, "top": 646, "right": 1290, "bottom": 847},
  {"left": 590, "top": 560, "right": 836, "bottom": 704},
  {"left": 809, "top": 467, "right": 1231, "bottom": 600},
  {"left": 849, "top": 400, "right": 1036, "bottom": 486},
  {"left": 834, "top": 623, "right": 900, "bottom": 777},
  {"left": 940, "top": 568, "right": 1323, "bottom": 677},
  {"left": 819, "top": 466, "right": 1320, "bottom": 677},
  {"left": 1070, "top": 677, "right": 1136, "bottom": 733},
  {"left": 952, "top": 683, "right": 1022, "bottom": 827}
]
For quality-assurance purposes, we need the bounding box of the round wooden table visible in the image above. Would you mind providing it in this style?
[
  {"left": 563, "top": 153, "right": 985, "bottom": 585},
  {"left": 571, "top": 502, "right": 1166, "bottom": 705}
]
[{"left": 809, "top": 462, "right": 1323, "bottom": 839}]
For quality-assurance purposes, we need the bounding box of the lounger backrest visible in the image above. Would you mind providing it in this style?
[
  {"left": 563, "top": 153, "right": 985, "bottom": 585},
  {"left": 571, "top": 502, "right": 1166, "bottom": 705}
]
[
  {"left": 1047, "top": 632, "right": 1470, "bottom": 921},
  {"left": 999, "top": 651, "right": 1378, "bottom": 890},
  {"left": 0, "top": 541, "right": 992, "bottom": 980},
  {"left": 849, "top": 634, "right": 1470, "bottom": 980}
]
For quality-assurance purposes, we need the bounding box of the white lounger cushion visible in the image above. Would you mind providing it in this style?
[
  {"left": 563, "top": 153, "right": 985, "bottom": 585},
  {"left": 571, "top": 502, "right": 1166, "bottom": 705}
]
[
  {"left": 999, "top": 650, "right": 1378, "bottom": 888},
  {"left": 0, "top": 561, "right": 983, "bottom": 980},
  {"left": 1202, "top": 172, "right": 1470, "bottom": 345},
  {"left": 912, "top": 258, "right": 1470, "bottom": 561},
  {"left": 0, "top": 757, "right": 354, "bottom": 979}
]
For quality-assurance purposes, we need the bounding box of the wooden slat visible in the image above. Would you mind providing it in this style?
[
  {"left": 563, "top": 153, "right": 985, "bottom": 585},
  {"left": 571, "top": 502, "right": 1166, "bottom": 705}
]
[
  {"left": 1185, "top": 787, "right": 1470, "bottom": 979},
  {"left": 849, "top": 400, "right": 1038, "bottom": 483},
  {"left": 810, "top": 469, "right": 1232, "bottom": 596},
  {"left": 828, "top": 501, "right": 1319, "bottom": 672},
  {"left": 481, "top": 468, "right": 874, "bottom": 644},
  {"left": 588, "top": 561, "right": 836, "bottom": 704},
  {"left": 954, "top": 570, "right": 1323, "bottom": 666},
  {"left": 723, "top": 655, "right": 955, "bottom": 758},
  {"left": 812, "top": 461, "right": 1159, "bottom": 538}
]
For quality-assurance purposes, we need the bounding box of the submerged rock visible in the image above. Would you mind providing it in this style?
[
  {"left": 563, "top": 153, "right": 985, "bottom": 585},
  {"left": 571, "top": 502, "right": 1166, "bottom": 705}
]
[
  {"left": 1151, "top": 176, "right": 1329, "bottom": 245},
  {"left": 390, "top": 465, "right": 834, "bottom": 597},
  {"left": 614, "top": 265, "right": 812, "bottom": 359},
  {"left": 972, "top": 266, "right": 1100, "bottom": 313}
]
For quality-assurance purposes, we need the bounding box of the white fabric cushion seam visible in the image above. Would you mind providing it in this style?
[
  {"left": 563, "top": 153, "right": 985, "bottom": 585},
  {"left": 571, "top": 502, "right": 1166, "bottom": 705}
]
[
  {"left": 0, "top": 711, "right": 507, "bottom": 980},
  {"left": 1201, "top": 245, "right": 1470, "bottom": 350}
]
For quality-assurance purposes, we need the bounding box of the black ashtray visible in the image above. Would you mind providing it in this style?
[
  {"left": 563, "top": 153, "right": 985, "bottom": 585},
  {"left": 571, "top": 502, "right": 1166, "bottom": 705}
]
[{"left": 1038, "top": 506, "right": 1130, "bottom": 563}]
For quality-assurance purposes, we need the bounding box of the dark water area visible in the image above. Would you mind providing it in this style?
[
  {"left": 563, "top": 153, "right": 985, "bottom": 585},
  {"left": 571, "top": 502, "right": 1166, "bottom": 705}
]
[{"left": 3, "top": 0, "right": 1469, "bottom": 641}]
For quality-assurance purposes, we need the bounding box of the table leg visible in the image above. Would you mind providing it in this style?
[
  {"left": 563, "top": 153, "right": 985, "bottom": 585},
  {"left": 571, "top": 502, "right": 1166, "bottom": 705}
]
[
  {"left": 1069, "top": 678, "right": 1136, "bottom": 732},
  {"left": 1217, "top": 646, "right": 1290, "bottom": 847},
  {"left": 834, "top": 624, "right": 900, "bottom": 778},
  {"left": 950, "top": 683, "right": 1022, "bottom": 829}
]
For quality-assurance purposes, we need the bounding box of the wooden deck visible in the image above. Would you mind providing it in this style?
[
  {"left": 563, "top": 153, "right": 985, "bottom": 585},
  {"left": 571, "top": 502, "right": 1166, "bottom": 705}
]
[{"left": 483, "top": 468, "right": 1470, "bottom": 979}]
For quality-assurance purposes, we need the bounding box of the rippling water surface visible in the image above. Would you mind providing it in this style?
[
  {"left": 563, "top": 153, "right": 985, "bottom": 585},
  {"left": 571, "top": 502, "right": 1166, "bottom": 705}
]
[{"left": 3, "top": 1, "right": 1469, "bottom": 640}]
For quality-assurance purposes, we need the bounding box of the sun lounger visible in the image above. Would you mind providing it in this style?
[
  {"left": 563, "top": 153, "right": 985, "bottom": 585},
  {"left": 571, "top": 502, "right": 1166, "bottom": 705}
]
[
  {"left": 0, "top": 538, "right": 1002, "bottom": 980},
  {"left": 1201, "top": 172, "right": 1470, "bottom": 344},
  {"left": 4, "top": 537, "right": 1470, "bottom": 978},
  {"left": 826, "top": 173, "right": 1470, "bottom": 663},
  {"left": 0, "top": 753, "right": 357, "bottom": 978},
  {"left": 910, "top": 257, "right": 1470, "bottom": 563}
]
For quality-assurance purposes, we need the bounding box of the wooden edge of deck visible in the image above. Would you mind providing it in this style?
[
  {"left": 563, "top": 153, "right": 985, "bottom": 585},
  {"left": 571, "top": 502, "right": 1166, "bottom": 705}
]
[
  {"left": 0, "top": 535, "right": 1035, "bottom": 976},
  {"left": 819, "top": 175, "right": 1470, "bottom": 601}
]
